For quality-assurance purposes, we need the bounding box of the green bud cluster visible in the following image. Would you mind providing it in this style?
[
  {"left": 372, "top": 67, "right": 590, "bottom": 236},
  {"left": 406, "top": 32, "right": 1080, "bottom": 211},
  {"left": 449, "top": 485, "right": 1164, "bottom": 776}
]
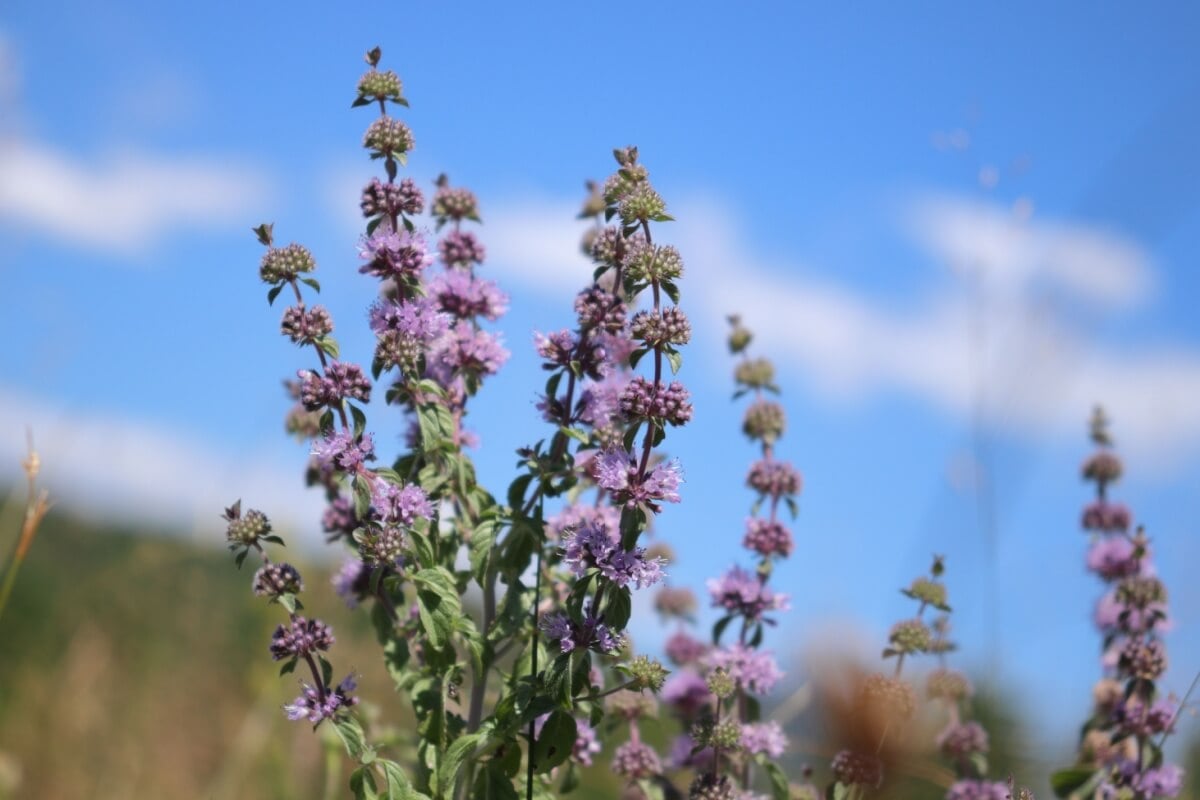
[
  {"left": 734, "top": 357, "right": 775, "bottom": 390},
  {"left": 706, "top": 668, "right": 735, "bottom": 699},
  {"left": 259, "top": 243, "right": 316, "bottom": 284},
  {"left": 888, "top": 618, "right": 931, "bottom": 655},
  {"left": 363, "top": 116, "right": 414, "bottom": 157},
  {"left": 226, "top": 507, "right": 271, "bottom": 546},
  {"left": 357, "top": 69, "right": 404, "bottom": 104},
  {"left": 628, "top": 655, "right": 669, "bottom": 693},
  {"left": 743, "top": 399, "right": 786, "bottom": 444}
]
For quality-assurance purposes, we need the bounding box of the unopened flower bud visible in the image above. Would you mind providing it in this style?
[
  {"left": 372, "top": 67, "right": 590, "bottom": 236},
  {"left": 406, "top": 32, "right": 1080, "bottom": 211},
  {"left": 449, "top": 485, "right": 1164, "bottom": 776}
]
[
  {"left": 742, "top": 399, "right": 785, "bottom": 443},
  {"left": 357, "top": 69, "right": 404, "bottom": 103},
  {"left": 260, "top": 243, "right": 315, "bottom": 284},
  {"left": 363, "top": 117, "right": 414, "bottom": 157},
  {"left": 629, "top": 655, "right": 669, "bottom": 693},
  {"left": 706, "top": 668, "right": 735, "bottom": 699},
  {"left": 888, "top": 618, "right": 931, "bottom": 655}
]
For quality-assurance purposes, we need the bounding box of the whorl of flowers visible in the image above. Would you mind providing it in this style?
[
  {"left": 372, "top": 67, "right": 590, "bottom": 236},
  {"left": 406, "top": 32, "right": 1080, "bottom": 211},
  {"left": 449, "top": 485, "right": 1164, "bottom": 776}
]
[{"left": 1052, "top": 407, "right": 1183, "bottom": 799}]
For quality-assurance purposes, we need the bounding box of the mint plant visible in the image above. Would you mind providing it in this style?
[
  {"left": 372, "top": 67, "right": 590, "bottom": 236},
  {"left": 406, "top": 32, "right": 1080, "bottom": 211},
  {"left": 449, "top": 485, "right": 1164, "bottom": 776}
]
[{"left": 221, "top": 48, "right": 1186, "bottom": 800}]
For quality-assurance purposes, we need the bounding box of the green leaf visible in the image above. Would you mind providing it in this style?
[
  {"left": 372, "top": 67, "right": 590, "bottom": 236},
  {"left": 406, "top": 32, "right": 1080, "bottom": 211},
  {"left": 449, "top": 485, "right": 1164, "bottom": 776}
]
[
  {"left": 605, "top": 586, "right": 632, "bottom": 630},
  {"left": 635, "top": 778, "right": 665, "bottom": 800},
  {"left": 661, "top": 279, "right": 680, "bottom": 304},
  {"left": 278, "top": 592, "right": 299, "bottom": 614},
  {"left": 437, "top": 734, "right": 482, "bottom": 796},
  {"left": 350, "top": 765, "right": 380, "bottom": 800},
  {"left": 333, "top": 715, "right": 370, "bottom": 760},
  {"left": 712, "top": 614, "right": 734, "bottom": 645},
  {"left": 665, "top": 349, "right": 682, "bottom": 375},
  {"left": 267, "top": 284, "right": 284, "bottom": 305},
  {"left": 1050, "top": 767, "right": 1099, "bottom": 798},
  {"left": 559, "top": 426, "right": 589, "bottom": 444},
  {"left": 412, "top": 567, "right": 463, "bottom": 650},
  {"left": 628, "top": 347, "right": 650, "bottom": 370},
  {"left": 531, "top": 710, "right": 576, "bottom": 774},
  {"left": 354, "top": 474, "right": 374, "bottom": 519},
  {"left": 300, "top": 276, "right": 321, "bottom": 293},
  {"left": 350, "top": 403, "right": 368, "bottom": 438},
  {"left": 472, "top": 762, "right": 519, "bottom": 800},
  {"left": 377, "top": 759, "right": 433, "bottom": 800},
  {"left": 318, "top": 336, "right": 341, "bottom": 359},
  {"left": 470, "top": 518, "right": 499, "bottom": 584},
  {"left": 762, "top": 760, "right": 789, "bottom": 800},
  {"left": 544, "top": 652, "right": 574, "bottom": 707}
]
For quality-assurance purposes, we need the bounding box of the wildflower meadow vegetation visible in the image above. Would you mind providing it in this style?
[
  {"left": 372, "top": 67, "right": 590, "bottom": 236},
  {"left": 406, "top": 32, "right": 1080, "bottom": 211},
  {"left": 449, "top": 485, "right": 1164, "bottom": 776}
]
[{"left": 205, "top": 48, "right": 1194, "bottom": 800}]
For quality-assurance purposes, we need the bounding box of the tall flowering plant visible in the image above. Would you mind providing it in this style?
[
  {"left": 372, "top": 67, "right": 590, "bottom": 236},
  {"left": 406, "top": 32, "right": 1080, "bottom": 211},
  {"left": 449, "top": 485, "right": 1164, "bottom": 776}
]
[
  {"left": 639, "top": 316, "right": 800, "bottom": 800},
  {"left": 224, "top": 49, "right": 689, "bottom": 799},
  {"left": 1051, "top": 409, "right": 1183, "bottom": 800}
]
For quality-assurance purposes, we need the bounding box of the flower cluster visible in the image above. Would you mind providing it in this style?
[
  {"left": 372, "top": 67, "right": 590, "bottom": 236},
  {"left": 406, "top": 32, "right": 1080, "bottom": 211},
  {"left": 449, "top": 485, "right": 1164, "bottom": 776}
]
[
  {"left": 223, "top": 503, "right": 357, "bottom": 727},
  {"left": 1053, "top": 408, "right": 1182, "bottom": 799}
]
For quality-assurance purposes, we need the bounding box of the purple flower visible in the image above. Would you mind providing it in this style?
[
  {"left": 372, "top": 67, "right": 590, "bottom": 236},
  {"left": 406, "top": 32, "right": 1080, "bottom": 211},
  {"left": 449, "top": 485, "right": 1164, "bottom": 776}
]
[
  {"left": 704, "top": 644, "right": 784, "bottom": 695},
  {"left": 1082, "top": 500, "right": 1132, "bottom": 533},
  {"left": 740, "top": 721, "right": 787, "bottom": 758},
  {"left": 428, "top": 322, "right": 509, "bottom": 378},
  {"left": 611, "top": 740, "right": 661, "bottom": 779},
  {"left": 281, "top": 304, "right": 333, "bottom": 345},
  {"left": 746, "top": 458, "right": 802, "bottom": 499},
  {"left": 357, "top": 229, "right": 433, "bottom": 280},
  {"left": 575, "top": 286, "right": 627, "bottom": 333},
  {"left": 369, "top": 478, "right": 433, "bottom": 527},
  {"left": 539, "top": 612, "right": 623, "bottom": 654},
  {"left": 546, "top": 503, "right": 620, "bottom": 541},
  {"left": 619, "top": 377, "right": 693, "bottom": 427},
  {"left": 660, "top": 669, "right": 712, "bottom": 718},
  {"left": 560, "top": 522, "right": 666, "bottom": 590},
  {"left": 534, "top": 329, "right": 577, "bottom": 365},
  {"left": 332, "top": 557, "right": 372, "bottom": 608},
  {"left": 743, "top": 518, "right": 794, "bottom": 559},
  {"left": 360, "top": 176, "right": 424, "bottom": 218},
  {"left": 592, "top": 449, "right": 683, "bottom": 509},
  {"left": 1086, "top": 536, "right": 1141, "bottom": 581},
  {"left": 937, "top": 721, "right": 989, "bottom": 758},
  {"left": 322, "top": 495, "right": 358, "bottom": 541},
  {"left": 427, "top": 270, "right": 508, "bottom": 320},
  {"left": 1132, "top": 764, "right": 1183, "bottom": 798},
  {"left": 945, "top": 780, "right": 1009, "bottom": 800},
  {"left": 270, "top": 617, "right": 334, "bottom": 660},
  {"left": 311, "top": 430, "right": 375, "bottom": 472},
  {"left": 297, "top": 362, "right": 371, "bottom": 409},
  {"left": 368, "top": 296, "right": 449, "bottom": 339},
  {"left": 283, "top": 674, "right": 359, "bottom": 725},
  {"left": 253, "top": 562, "right": 303, "bottom": 597},
  {"left": 572, "top": 719, "right": 602, "bottom": 766},
  {"left": 578, "top": 374, "right": 629, "bottom": 427},
  {"left": 707, "top": 565, "right": 790, "bottom": 620},
  {"left": 438, "top": 229, "right": 486, "bottom": 266},
  {"left": 667, "top": 734, "right": 712, "bottom": 769},
  {"left": 665, "top": 629, "right": 709, "bottom": 666}
]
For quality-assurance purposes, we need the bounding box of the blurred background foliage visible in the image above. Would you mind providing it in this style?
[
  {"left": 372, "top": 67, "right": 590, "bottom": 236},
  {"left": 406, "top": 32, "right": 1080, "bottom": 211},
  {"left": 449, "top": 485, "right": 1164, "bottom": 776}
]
[{"left": 5, "top": 509, "right": 1195, "bottom": 798}]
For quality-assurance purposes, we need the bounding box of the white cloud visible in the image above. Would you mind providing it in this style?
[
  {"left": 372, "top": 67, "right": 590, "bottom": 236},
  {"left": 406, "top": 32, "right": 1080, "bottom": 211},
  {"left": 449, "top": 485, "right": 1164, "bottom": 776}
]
[
  {"left": 0, "top": 389, "right": 326, "bottom": 550},
  {"left": 0, "top": 139, "right": 271, "bottom": 255},
  {"left": 906, "top": 193, "right": 1154, "bottom": 310},
  {"left": 480, "top": 193, "right": 1200, "bottom": 466}
]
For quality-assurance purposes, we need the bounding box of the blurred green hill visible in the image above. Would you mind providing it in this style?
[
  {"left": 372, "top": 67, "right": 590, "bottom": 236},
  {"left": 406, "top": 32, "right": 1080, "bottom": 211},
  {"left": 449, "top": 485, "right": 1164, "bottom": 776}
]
[{"left": 0, "top": 511, "right": 635, "bottom": 799}]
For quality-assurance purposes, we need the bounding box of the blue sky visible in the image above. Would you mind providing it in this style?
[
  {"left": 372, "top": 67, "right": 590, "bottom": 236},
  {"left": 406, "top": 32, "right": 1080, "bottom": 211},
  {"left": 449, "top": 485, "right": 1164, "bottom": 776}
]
[{"left": 3, "top": 0, "right": 1200, "bottom": 773}]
